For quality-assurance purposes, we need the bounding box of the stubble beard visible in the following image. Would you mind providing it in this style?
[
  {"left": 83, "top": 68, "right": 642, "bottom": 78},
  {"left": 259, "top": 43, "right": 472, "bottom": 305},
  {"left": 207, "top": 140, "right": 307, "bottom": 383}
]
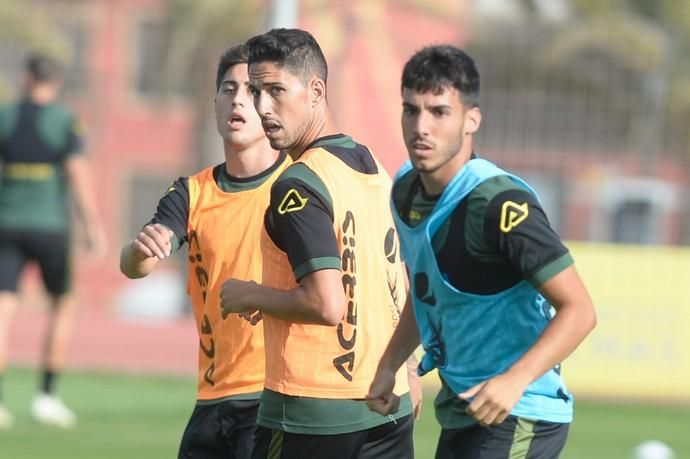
[{"left": 274, "top": 118, "right": 311, "bottom": 153}]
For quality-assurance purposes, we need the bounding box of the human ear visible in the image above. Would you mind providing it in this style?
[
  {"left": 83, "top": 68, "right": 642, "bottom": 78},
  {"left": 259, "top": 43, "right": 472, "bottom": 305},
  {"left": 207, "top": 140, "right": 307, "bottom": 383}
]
[
  {"left": 310, "top": 77, "right": 326, "bottom": 106},
  {"left": 464, "top": 107, "right": 482, "bottom": 134}
]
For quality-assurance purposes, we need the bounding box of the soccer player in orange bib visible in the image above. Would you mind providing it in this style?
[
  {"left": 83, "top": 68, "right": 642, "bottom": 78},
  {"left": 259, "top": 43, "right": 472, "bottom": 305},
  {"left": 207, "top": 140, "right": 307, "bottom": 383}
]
[
  {"left": 219, "top": 28, "right": 419, "bottom": 459},
  {"left": 120, "top": 44, "right": 289, "bottom": 459}
]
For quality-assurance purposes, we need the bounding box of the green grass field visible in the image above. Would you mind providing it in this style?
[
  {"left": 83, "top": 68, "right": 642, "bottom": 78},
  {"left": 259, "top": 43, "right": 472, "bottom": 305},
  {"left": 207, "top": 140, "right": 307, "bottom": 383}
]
[{"left": 2, "top": 367, "right": 688, "bottom": 458}]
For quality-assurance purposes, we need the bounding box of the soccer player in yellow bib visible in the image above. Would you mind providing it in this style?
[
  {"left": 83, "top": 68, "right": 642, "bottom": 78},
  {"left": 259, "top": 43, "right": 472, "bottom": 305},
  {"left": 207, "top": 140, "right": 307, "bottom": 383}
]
[
  {"left": 120, "top": 44, "right": 289, "bottom": 459},
  {"left": 219, "top": 28, "right": 419, "bottom": 459}
]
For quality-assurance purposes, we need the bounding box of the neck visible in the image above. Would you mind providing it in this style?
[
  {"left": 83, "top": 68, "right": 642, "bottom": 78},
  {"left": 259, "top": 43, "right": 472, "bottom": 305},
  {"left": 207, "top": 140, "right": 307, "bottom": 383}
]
[
  {"left": 223, "top": 138, "right": 279, "bottom": 178},
  {"left": 419, "top": 140, "right": 474, "bottom": 196},
  {"left": 287, "top": 105, "right": 337, "bottom": 160},
  {"left": 28, "top": 87, "right": 57, "bottom": 105}
]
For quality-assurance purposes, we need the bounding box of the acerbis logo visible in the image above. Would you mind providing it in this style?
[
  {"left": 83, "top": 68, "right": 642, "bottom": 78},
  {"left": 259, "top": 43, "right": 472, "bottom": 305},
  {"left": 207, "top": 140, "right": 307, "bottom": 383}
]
[
  {"left": 500, "top": 200, "right": 529, "bottom": 233},
  {"left": 384, "top": 227, "right": 398, "bottom": 264},
  {"left": 277, "top": 188, "right": 308, "bottom": 214},
  {"left": 334, "top": 211, "right": 357, "bottom": 382}
]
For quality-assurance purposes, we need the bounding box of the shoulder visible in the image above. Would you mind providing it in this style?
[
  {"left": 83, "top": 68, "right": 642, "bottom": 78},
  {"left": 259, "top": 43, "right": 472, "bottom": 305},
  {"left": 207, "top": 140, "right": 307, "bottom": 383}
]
[
  {"left": 44, "top": 102, "right": 76, "bottom": 122},
  {"left": 52, "top": 102, "right": 74, "bottom": 115},
  {"left": 171, "top": 176, "right": 190, "bottom": 192},
  {"left": 0, "top": 103, "right": 13, "bottom": 116},
  {"left": 162, "top": 176, "right": 190, "bottom": 200},
  {"left": 0, "top": 102, "right": 18, "bottom": 125},
  {"left": 272, "top": 162, "right": 332, "bottom": 209},
  {"left": 43, "top": 103, "right": 82, "bottom": 135},
  {"left": 276, "top": 162, "right": 321, "bottom": 185},
  {"left": 468, "top": 175, "right": 531, "bottom": 207},
  {"left": 0, "top": 103, "right": 20, "bottom": 140},
  {"left": 465, "top": 175, "right": 538, "bottom": 235},
  {"left": 155, "top": 177, "right": 191, "bottom": 220},
  {"left": 311, "top": 135, "right": 379, "bottom": 175}
]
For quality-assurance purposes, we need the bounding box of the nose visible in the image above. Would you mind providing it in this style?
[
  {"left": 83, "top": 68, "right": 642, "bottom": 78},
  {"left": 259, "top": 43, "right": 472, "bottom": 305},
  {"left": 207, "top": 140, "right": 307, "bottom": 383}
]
[
  {"left": 413, "top": 111, "right": 430, "bottom": 137},
  {"left": 254, "top": 91, "right": 271, "bottom": 117},
  {"left": 233, "top": 88, "right": 250, "bottom": 108}
]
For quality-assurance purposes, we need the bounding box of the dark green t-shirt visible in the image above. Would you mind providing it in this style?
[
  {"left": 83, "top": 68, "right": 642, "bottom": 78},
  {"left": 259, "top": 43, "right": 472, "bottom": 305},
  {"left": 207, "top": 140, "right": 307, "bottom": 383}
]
[{"left": 0, "top": 99, "right": 83, "bottom": 232}]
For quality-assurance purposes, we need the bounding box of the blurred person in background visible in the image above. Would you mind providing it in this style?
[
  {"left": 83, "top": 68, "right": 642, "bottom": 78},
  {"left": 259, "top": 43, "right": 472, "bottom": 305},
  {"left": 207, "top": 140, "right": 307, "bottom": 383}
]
[
  {"left": 0, "top": 53, "right": 105, "bottom": 429},
  {"left": 120, "top": 43, "right": 289, "bottom": 459},
  {"left": 367, "top": 45, "right": 596, "bottom": 458},
  {"left": 220, "top": 28, "right": 419, "bottom": 459}
]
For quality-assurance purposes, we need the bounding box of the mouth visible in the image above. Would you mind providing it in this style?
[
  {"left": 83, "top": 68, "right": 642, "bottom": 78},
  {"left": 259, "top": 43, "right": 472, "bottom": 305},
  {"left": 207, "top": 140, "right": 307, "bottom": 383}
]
[
  {"left": 227, "top": 113, "right": 246, "bottom": 129},
  {"left": 261, "top": 119, "right": 282, "bottom": 137},
  {"left": 409, "top": 140, "right": 433, "bottom": 155}
]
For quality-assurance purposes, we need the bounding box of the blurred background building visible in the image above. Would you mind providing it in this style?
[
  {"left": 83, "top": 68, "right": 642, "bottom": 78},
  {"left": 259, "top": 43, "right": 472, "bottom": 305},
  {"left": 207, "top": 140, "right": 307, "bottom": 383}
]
[{"left": 1, "top": 0, "right": 689, "bottom": 402}]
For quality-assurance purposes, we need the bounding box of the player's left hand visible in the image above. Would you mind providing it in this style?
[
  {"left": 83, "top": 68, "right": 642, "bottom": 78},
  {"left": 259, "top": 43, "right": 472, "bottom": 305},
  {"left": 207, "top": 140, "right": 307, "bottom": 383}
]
[
  {"left": 459, "top": 373, "right": 529, "bottom": 427},
  {"left": 406, "top": 358, "right": 423, "bottom": 420},
  {"left": 220, "top": 279, "right": 259, "bottom": 319}
]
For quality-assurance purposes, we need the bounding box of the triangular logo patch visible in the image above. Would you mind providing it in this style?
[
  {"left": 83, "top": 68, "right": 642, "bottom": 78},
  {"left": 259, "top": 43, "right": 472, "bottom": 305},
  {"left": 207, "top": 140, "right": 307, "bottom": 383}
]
[
  {"left": 278, "top": 188, "right": 308, "bottom": 214},
  {"left": 500, "top": 201, "right": 529, "bottom": 233}
]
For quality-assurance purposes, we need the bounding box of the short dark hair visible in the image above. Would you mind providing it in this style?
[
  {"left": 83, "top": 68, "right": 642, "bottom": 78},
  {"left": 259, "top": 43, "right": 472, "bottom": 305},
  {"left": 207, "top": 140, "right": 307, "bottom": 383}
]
[
  {"left": 401, "top": 45, "right": 480, "bottom": 108},
  {"left": 216, "top": 43, "right": 249, "bottom": 91},
  {"left": 246, "top": 28, "right": 328, "bottom": 84},
  {"left": 25, "top": 53, "right": 62, "bottom": 83}
]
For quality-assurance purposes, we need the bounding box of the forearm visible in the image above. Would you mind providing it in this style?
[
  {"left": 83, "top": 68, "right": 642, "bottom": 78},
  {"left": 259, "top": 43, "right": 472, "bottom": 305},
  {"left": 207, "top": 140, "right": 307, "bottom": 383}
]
[
  {"left": 120, "top": 244, "right": 159, "bottom": 279},
  {"left": 406, "top": 352, "right": 419, "bottom": 373},
  {"left": 245, "top": 282, "right": 343, "bottom": 325},
  {"left": 73, "top": 181, "right": 100, "bottom": 229},
  {"left": 66, "top": 157, "right": 102, "bottom": 229},
  {"left": 506, "top": 292, "right": 596, "bottom": 385}
]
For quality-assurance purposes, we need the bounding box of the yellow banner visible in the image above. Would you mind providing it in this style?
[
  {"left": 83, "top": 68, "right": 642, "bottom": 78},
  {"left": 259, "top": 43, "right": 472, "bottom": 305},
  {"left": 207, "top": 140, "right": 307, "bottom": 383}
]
[
  {"left": 417, "top": 243, "right": 690, "bottom": 402},
  {"left": 565, "top": 242, "right": 690, "bottom": 401}
]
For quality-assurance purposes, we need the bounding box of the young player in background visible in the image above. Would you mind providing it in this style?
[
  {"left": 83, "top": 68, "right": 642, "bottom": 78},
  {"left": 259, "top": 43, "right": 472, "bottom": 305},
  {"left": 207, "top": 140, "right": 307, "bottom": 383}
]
[{"left": 120, "top": 44, "right": 289, "bottom": 458}]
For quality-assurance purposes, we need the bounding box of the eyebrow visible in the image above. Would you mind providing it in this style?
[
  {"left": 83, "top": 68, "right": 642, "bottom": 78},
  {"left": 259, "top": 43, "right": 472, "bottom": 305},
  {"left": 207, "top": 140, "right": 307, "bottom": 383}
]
[
  {"left": 403, "top": 102, "right": 452, "bottom": 111},
  {"left": 248, "top": 79, "right": 282, "bottom": 88}
]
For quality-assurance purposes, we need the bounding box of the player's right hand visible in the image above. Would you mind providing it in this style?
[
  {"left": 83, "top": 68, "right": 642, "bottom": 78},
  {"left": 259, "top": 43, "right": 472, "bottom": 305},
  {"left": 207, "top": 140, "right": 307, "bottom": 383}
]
[
  {"left": 130, "top": 224, "right": 174, "bottom": 260},
  {"left": 238, "top": 310, "right": 263, "bottom": 325},
  {"left": 366, "top": 367, "right": 400, "bottom": 416},
  {"left": 84, "top": 225, "right": 108, "bottom": 261}
]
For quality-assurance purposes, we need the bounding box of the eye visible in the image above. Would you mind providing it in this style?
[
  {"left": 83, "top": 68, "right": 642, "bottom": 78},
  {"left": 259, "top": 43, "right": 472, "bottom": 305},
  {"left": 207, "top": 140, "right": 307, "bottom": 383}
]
[
  {"left": 432, "top": 108, "right": 448, "bottom": 117},
  {"left": 269, "top": 86, "right": 284, "bottom": 96},
  {"left": 249, "top": 87, "right": 260, "bottom": 97},
  {"left": 402, "top": 105, "right": 417, "bottom": 116}
]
